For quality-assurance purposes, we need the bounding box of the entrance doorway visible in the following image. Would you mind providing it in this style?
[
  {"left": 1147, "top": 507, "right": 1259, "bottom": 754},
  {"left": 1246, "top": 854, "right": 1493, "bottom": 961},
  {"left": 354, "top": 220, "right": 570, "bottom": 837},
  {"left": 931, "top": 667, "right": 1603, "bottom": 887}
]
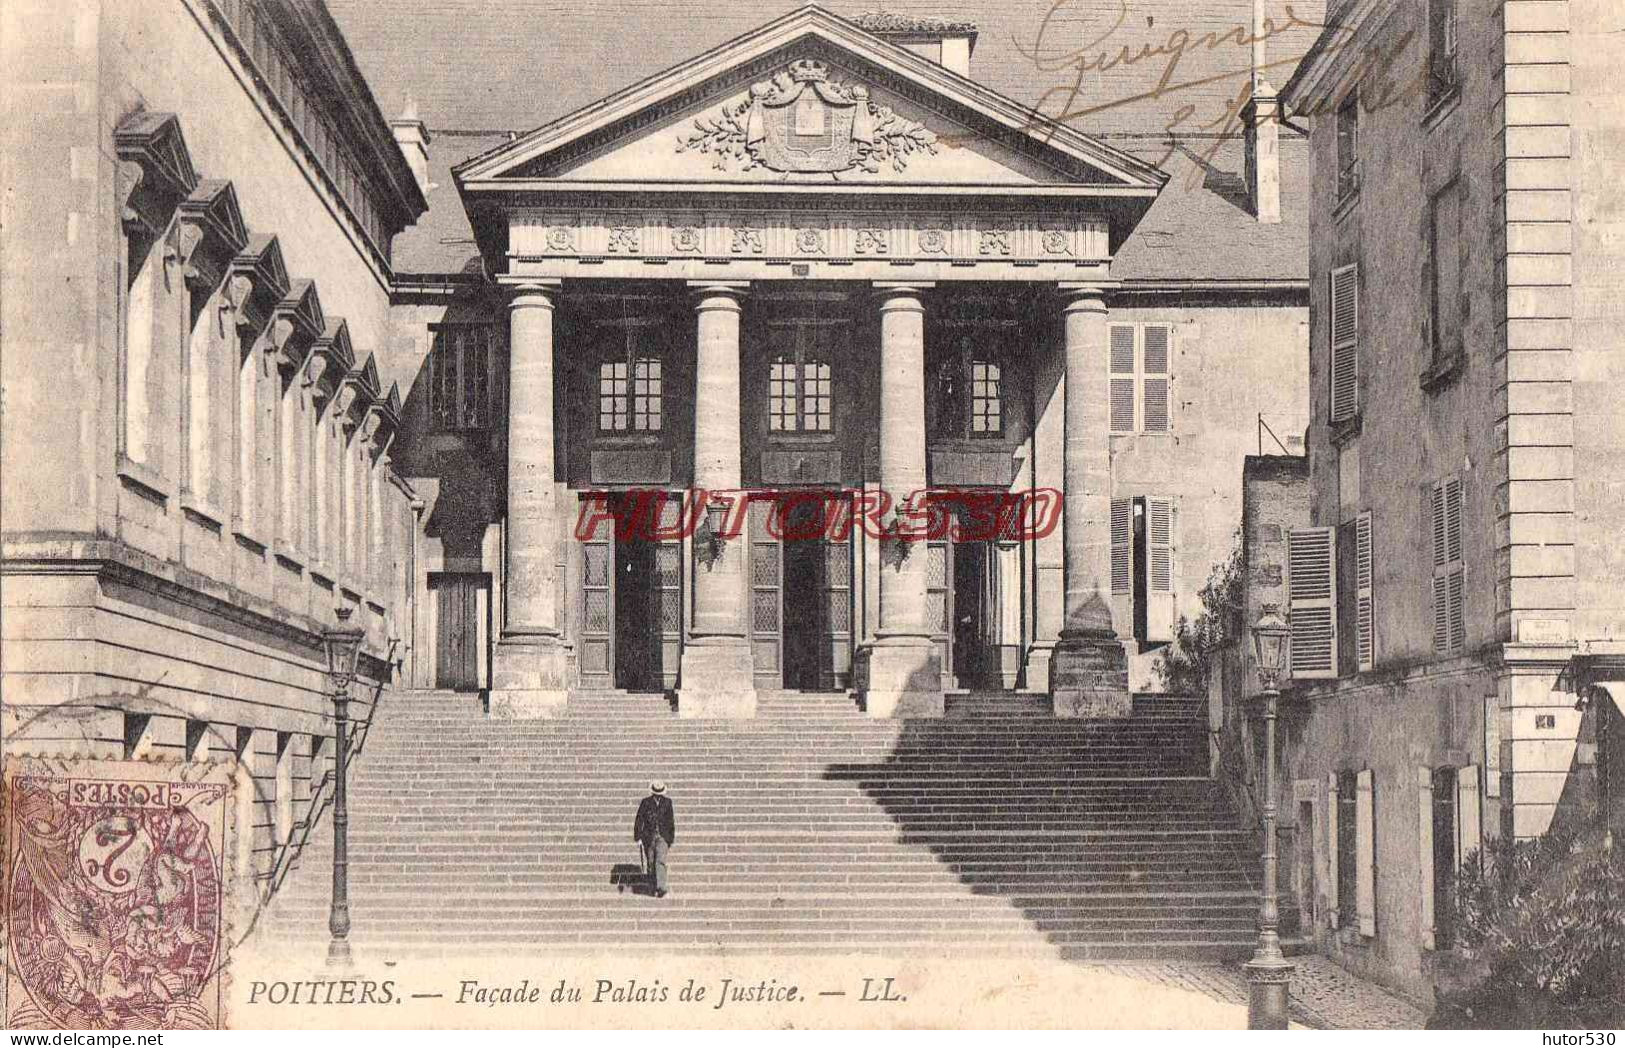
[
  {"left": 576, "top": 492, "right": 683, "bottom": 693},
  {"left": 928, "top": 497, "right": 1023, "bottom": 691},
  {"left": 431, "top": 572, "right": 489, "bottom": 691},
  {"left": 748, "top": 493, "right": 853, "bottom": 691}
]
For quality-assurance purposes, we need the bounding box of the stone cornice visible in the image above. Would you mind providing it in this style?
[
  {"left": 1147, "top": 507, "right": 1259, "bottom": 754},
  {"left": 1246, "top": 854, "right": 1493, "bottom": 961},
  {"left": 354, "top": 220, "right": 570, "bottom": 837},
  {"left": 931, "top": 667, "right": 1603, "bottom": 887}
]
[
  {"left": 0, "top": 537, "right": 395, "bottom": 676},
  {"left": 1279, "top": 0, "right": 1388, "bottom": 113}
]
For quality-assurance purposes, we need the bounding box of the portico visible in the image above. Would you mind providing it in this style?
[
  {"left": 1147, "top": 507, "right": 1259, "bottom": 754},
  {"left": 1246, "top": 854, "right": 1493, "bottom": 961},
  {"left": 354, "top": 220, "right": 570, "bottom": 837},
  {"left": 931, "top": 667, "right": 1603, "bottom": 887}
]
[{"left": 451, "top": 6, "right": 1166, "bottom": 717}]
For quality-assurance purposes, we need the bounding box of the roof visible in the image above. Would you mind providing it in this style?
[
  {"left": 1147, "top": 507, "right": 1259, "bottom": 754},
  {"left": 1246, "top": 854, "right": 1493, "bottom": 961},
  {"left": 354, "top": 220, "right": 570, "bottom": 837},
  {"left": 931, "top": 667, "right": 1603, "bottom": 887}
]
[{"left": 326, "top": 0, "right": 1322, "bottom": 280}]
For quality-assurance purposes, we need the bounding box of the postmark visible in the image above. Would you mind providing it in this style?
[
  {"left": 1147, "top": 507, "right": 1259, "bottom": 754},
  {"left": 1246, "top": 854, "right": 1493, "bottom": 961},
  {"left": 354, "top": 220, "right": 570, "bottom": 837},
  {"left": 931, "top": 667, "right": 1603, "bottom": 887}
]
[{"left": 3, "top": 755, "right": 235, "bottom": 1030}]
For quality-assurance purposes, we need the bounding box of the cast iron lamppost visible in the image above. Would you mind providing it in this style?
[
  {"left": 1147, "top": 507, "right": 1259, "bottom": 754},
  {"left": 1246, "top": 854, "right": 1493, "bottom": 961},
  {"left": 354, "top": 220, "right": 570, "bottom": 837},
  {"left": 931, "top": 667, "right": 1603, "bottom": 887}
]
[
  {"left": 322, "top": 606, "right": 365, "bottom": 967},
  {"left": 1246, "top": 602, "right": 1293, "bottom": 1029}
]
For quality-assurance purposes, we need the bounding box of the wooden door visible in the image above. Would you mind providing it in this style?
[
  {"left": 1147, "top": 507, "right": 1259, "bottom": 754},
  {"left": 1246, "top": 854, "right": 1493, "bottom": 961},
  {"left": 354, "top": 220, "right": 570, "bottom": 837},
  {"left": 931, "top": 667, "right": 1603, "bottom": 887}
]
[
  {"left": 578, "top": 494, "right": 614, "bottom": 689},
  {"left": 433, "top": 573, "right": 483, "bottom": 691},
  {"left": 749, "top": 499, "right": 782, "bottom": 690},
  {"left": 926, "top": 539, "right": 953, "bottom": 690},
  {"left": 822, "top": 535, "right": 853, "bottom": 689}
]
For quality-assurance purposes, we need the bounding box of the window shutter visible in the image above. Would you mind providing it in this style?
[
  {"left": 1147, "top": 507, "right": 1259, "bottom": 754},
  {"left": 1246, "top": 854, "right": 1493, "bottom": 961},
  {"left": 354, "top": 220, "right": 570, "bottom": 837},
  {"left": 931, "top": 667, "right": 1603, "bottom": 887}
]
[
  {"left": 1326, "top": 772, "right": 1341, "bottom": 930},
  {"left": 1110, "top": 498, "right": 1132, "bottom": 595},
  {"left": 1418, "top": 767, "right": 1435, "bottom": 950},
  {"left": 1109, "top": 325, "right": 1135, "bottom": 433},
  {"left": 1147, "top": 498, "right": 1173, "bottom": 593},
  {"left": 1356, "top": 767, "right": 1376, "bottom": 937},
  {"left": 1142, "top": 325, "right": 1170, "bottom": 433},
  {"left": 1456, "top": 764, "right": 1481, "bottom": 870},
  {"left": 1146, "top": 497, "right": 1175, "bottom": 643},
  {"left": 1329, "top": 263, "right": 1359, "bottom": 423},
  {"left": 1431, "top": 479, "right": 1466, "bottom": 655},
  {"left": 1356, "top": 512, "right": 1374, "bottom": 671},
  {"left": 1288, "top": 527, "right": 1338, "bottom": 678}
]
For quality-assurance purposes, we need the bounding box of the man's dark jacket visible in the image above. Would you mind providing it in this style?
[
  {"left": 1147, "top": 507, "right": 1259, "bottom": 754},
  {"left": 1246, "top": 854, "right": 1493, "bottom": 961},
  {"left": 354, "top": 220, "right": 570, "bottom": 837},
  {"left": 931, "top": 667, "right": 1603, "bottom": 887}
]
[{"left": 634, "top": 794, "right": 675, "bottom": 846}]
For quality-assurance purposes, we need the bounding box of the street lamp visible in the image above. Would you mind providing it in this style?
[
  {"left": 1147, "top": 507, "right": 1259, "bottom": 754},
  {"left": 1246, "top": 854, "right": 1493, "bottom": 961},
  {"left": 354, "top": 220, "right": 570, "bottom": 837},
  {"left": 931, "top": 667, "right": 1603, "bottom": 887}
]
[
  {"left": 321, "top": 606, "right": 365, "bottom": 967},
  {"left": 1245, "top": 602, "right": 1293, "bottom": 1028}
]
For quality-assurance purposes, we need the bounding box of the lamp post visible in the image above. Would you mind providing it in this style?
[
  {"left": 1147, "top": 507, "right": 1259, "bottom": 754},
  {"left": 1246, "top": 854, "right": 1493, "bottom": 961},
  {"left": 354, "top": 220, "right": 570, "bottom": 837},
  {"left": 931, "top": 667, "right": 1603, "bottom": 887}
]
[
  {"left": 1246, "top": 602, "right": 1293, "bottom": 1029},
  {"left": 322, "top": 606, "right": 365, "bottom": 968}
]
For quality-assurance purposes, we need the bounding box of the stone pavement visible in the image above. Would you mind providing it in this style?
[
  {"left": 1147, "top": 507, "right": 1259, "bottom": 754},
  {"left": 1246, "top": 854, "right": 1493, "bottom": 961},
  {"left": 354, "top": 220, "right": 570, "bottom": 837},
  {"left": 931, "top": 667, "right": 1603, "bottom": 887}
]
[{"left": 1081, "top": 956, "right": 1429, "bottom": 1029}]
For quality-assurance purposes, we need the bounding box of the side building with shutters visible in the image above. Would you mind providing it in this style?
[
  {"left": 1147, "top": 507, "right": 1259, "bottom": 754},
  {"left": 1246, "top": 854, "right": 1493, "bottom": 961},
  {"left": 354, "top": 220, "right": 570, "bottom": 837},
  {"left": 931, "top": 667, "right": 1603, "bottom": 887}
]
[{"left": 1277, "top": 0, "right": 1625, "bottom": 1003}]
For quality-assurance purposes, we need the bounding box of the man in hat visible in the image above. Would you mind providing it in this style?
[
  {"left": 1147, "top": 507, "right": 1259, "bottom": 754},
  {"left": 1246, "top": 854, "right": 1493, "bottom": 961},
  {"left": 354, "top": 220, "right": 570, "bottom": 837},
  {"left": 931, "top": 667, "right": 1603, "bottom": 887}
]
[{"left": 633, "top": 781, "right": 676, "bottom": 897}]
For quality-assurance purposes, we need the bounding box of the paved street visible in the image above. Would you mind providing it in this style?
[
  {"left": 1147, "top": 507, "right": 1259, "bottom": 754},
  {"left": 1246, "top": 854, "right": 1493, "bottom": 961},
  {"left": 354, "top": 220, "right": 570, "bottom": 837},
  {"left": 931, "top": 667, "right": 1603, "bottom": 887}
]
[{"left": 1082, "top": 957, "right": 1429, "bottom": 1029}]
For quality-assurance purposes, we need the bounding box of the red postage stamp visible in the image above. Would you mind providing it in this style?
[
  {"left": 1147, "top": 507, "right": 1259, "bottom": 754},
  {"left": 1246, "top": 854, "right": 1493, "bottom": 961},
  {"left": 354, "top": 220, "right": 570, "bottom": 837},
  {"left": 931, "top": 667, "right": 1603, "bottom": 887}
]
[{"left": 3, "top": 755, "right": 234, "bottom": 1030}]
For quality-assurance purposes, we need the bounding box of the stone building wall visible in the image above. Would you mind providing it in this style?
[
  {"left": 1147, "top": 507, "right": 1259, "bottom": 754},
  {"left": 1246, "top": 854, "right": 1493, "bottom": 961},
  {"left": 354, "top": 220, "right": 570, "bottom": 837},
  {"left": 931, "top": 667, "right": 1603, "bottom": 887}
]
[{"left": 0, "top": 0, "right": 422, "bottom": 895}]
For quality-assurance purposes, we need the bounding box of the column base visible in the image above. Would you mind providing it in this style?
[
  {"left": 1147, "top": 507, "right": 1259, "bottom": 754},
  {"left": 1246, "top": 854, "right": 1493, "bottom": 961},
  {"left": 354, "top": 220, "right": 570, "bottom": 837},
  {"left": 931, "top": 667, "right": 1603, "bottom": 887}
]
[
  {"left": 1025, "top": 640, "right": 1057, "bottom": 694},
  {"left": 677, "top": 638, "right": 758, "bottom": 719},
  {"left": 489, "top": 633, "right": 571, "bottom": 720},
  {"left": 1049, "top": 633, "right": 1130, "bottom": 718},
  {"left": 856, "top": 637, "right": 944, "bottom": 718}
]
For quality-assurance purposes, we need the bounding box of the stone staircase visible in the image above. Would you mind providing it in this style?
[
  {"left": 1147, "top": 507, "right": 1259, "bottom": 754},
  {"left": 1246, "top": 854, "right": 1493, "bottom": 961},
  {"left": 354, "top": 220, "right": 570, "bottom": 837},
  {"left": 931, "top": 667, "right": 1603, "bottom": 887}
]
[{"left": 258, "top": 689, "right": 1261, "bottom": 959}]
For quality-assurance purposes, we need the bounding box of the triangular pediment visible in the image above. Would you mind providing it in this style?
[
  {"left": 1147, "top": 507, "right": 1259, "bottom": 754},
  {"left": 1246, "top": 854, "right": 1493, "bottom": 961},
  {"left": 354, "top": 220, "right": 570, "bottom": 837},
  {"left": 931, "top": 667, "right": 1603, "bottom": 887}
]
[
  {"left": 318, "top": 318, "right": 356, "bottom": 371},
  {"left": 179, "top": 180, "right": 249, "bottom": 256},
  {"left": 456, "top": 6, "right": 1164, "bottom": 192},
  {"left": 349, "top": 353, "right": 382, "bottom": 400},
  {"left": 232, "top": 233, "right": 291, "bottom": 304},
  {"left": 275, "top": 280, "right": 325, "bottom": 341}
]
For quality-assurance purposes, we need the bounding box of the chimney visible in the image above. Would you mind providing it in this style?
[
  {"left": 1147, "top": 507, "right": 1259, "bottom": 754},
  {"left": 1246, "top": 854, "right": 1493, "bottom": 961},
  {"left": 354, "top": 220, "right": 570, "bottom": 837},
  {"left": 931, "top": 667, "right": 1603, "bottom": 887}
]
[
  {"left": 1243, "top": 0, "right": 1281, "bottom": 223},
  {"left": 853, "top": 12, "right": 977, "bottom": 78},
  {"left": 389, "top": 97, "right": 433, "bottom": 196}
]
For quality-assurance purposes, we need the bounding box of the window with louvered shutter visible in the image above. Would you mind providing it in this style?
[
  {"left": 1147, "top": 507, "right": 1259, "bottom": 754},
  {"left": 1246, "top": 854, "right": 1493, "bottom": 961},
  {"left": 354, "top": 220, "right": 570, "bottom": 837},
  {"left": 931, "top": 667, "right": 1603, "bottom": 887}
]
[
  {"left": 1418, "top": 768, "right": 1436, "bottom": 950},
  {"left": 1109, "top": 325, "right": 1135, "bottom": 433},
  {"left": 1356, "top": 767, "right": 1376, "bottom": 937},
  {"left": 1329, "top": 264, "right": 1359, "bottom": 423},
  {"left": 1147, "top": 498, "right": 1173, "bottom": 592},
  {"left": 1327, "top": 772, "right": 1342, "bottom": 930},
  {"left": 1110, "top": 497, "right": 1132, "bottom": 594},
  {"left": 1143, "top": 325, "right": 1171, "bottom": 433},
  {"left": 1456, "top": 764, "right": 1481, "bottom": 869},
  {"left": 1430, "top": 477, "right": 1465, "bottom": 655},
  {"left": 1288, "top": 526, "right": 1338, "bottom": 678},
  {"left": 1356, "top": 512, "right": 1374, "bottom": 671}
]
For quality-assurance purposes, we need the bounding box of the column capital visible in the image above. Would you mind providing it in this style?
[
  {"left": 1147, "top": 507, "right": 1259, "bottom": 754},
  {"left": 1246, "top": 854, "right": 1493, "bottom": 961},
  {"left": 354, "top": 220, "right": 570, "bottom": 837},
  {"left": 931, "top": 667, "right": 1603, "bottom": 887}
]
[
  {"left": 873, "top": 281, "right": 933, "bottom": 313},
  {"left": 500, "top": 279, "right": 562, "bottom": 310},
  {"left": 688, "top": 281, "right": 749, "bottom": 311},
  {"left": 1057, "top": 282, "right": 1116, "bottom": 311}
]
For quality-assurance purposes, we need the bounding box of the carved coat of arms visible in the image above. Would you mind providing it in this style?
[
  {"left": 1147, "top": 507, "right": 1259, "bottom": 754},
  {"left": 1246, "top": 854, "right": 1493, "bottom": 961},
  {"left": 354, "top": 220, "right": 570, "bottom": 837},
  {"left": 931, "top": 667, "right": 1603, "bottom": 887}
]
[{"left": 679, "top": 60, "right": 937, "bottom": 175}]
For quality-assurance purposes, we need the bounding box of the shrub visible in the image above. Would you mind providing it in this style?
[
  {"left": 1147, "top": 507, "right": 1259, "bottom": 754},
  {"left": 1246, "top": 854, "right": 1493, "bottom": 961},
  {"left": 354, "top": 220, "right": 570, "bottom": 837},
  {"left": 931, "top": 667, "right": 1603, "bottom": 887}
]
[
  {"left": 1431, "top": 824, "right": 1625, "bottom": 1028},
  {"left": 1152, "top": 531, "right": 1244, "bottom": 695}
]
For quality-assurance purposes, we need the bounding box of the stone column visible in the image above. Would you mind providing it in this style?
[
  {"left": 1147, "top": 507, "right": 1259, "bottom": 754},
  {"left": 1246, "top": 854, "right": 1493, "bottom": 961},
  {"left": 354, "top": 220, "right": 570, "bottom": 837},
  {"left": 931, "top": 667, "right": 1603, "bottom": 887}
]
[
  {"left": 1049, "top": 285, "right": 1130, "bottom": 717},
  {"left": 678, "top": 281, "right": 757, "bottom": 718},
  {"left": 490, "top": 281, "right": 571, "bottom": 718},
  {"left": 856, "top": 283, "right": 944, "bottom": 717}
]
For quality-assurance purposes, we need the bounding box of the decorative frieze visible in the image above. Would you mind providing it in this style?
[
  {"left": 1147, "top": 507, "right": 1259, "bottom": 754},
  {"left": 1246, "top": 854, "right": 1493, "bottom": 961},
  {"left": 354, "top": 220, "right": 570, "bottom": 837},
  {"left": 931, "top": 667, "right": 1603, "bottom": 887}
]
[{"left": 512, "top": 209, "right": 1108, "bottom": 267}]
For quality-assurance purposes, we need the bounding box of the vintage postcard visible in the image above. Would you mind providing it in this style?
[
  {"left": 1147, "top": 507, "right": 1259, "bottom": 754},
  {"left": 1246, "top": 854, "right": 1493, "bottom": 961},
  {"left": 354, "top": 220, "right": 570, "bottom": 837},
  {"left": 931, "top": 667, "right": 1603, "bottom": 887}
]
[{"left": 2, "top": 0, "right": 1622, "bottom": 1035}]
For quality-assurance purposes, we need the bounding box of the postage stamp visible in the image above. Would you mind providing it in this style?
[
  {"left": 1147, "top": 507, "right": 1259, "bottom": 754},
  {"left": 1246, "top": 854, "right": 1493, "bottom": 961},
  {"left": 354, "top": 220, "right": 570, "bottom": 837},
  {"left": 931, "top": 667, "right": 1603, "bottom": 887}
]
[{"left": 2, "top": 755, "right": 235, "bottom": 1030}]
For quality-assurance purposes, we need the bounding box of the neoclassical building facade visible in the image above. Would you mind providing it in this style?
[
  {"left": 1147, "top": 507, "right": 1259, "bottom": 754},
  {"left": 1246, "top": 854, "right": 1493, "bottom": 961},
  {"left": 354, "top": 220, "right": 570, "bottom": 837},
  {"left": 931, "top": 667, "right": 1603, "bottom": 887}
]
[{"left": 381, "top": 6, "right": 1312, "bottom": 718}]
